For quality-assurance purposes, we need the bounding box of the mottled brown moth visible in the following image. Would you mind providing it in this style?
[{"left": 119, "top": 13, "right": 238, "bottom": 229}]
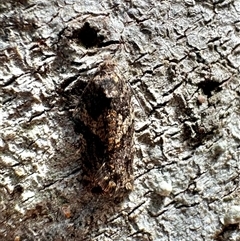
[{"left": 73, "top": 61, "right": 134, "bottom": 198}]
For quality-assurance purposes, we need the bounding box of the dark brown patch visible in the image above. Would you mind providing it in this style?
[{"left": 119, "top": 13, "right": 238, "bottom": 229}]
[{"left": 73, "top": 61, "right": 134, "bottom": 198}]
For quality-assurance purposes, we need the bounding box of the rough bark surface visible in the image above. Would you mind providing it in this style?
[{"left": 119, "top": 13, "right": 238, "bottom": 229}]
[{"left": 1, "top": 0, "right": 240, "bottom": 241}]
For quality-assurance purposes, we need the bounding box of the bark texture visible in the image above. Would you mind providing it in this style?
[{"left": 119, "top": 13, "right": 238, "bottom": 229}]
[{"left": 1, "top": 0, "right": 240, "bottom": 240}]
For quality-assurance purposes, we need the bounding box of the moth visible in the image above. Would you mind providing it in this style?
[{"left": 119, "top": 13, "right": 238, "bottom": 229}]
[{"left": 73, "top": 61, "right": 134, "bottom": 198}]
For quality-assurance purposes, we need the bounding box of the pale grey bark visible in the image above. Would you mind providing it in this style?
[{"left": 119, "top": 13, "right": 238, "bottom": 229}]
[{"left": 1, "top": 0, "right": 240, "bottom": 240}]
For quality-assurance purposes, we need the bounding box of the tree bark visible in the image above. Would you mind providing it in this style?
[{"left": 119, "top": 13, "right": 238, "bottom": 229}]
[{"left": 1, "top": 0, "right": 240, "bottom": 240}]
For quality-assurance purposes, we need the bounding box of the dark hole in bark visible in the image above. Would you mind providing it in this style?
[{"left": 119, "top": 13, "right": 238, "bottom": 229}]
[
  {"left": 12, "top": 184, "right": 24, "bottom": 197},
  {"left": 91, "top": 186, "right": 103, "bottom": 194},
  {"left": 198, "top": 80, "right": 222, "bottom": 97},
  {"left": 72, "top": 22, "right": 104, "bottom": 48}
]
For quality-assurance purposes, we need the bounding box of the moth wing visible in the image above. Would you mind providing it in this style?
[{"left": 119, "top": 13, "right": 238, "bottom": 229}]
[{"left": 93, "top": 163, "right": 117, "bottom": 194}]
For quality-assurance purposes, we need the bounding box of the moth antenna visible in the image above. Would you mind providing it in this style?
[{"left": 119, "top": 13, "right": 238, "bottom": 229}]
[
  {"left": 115, "top": 64, "right": 147, "bottom": 118},
  {"left": 108, "top": 39, "right": 148, "bottom": 117},
  {"left": 71, "top": 79, "right": 92, "bottom": 116},
  {"left": 127, "top": 80, "right": 147, "bottom": 116},
  {"left": 74, "top": 63, "right": 102, "bottom": 111},
  {"left": 77, "top": 78, "right": 91, "bottom": 101}
]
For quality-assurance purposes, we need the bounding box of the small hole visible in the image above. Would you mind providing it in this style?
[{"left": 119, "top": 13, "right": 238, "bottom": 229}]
[
  {"left": 12, "top": 184, "right": 24, "bottom": 197},
  {"left": 72, "top": 22, "right": 104, "bottom": 48},
  {"left": 198, "top": 80, "right": 221, "bottom": 97},
  {"left": 91, "top": 186, "right": 103, "bottom": 194}
]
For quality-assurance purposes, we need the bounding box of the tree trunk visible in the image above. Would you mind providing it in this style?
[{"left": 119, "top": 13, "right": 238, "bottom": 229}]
[{"left": 1, "top": 1, "right": 240, "bottom": 240}]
